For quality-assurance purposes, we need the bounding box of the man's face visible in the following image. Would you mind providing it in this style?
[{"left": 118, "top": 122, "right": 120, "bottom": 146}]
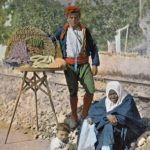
[
  {"left": 56, "top": 130, "right": 69, "bottom": 142},
  {"left": 108, "top": 90, "right": 119, "bottom": 103},
  {"left": 67, "top": 13, "right": 80, "bottom": 27}
]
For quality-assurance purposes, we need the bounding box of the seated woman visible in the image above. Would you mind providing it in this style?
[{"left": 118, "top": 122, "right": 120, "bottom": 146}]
[{"left": 82, "top": 81, "right": 144, "bottom": 150}]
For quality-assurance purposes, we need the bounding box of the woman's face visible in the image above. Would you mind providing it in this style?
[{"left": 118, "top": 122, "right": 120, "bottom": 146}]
[{"left": 108, "top": 89, "right": 119, "bottom": 103}]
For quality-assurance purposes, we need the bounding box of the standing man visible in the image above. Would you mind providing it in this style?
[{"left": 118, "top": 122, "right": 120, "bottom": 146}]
[{"left": 53, "top": 5, "right": 100, "bottom": 129}]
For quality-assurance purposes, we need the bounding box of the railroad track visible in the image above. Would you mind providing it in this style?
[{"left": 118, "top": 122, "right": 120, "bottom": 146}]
[
  {"left": 1, "top": 71, "right": 150, "bottom": 86},
  {"left": 49, "top": 81, "right": 150, "bottom": 102},
  {"left": 0, "top": 73, "right": 22, "bottom": 78},
  {"left": 0, "top": 72, "right": 150, "bottom": 101}
]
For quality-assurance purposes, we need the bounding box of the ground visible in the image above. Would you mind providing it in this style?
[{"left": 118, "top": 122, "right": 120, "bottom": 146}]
[{"left": 0, "top": 67, "right": 150, "bottom": 150}]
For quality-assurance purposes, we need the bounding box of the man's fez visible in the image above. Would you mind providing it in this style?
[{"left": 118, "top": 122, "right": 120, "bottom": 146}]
[{"left": 64, "top": 5, "right": 81, "bottom": 17}]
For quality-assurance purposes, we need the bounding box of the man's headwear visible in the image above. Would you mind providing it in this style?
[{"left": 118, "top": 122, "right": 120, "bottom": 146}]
[{"left": 64, "top": 5, "right": 81, "bottom": 17}]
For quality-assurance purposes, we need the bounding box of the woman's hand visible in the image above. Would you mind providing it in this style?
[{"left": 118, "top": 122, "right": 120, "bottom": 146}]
[
  {"left": 63, "top": 144, "right": 69, "bottom": 150},
  {"left": 106, "top": 114, "right": 117, "bottom": 126},
  {"left": 87, "top": 117, "right": 93, "bottom": 125}
]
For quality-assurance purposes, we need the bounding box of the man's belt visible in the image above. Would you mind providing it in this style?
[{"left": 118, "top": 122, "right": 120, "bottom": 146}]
[{"left": 64, "top": 56, "right": 89, "bottom": 65}]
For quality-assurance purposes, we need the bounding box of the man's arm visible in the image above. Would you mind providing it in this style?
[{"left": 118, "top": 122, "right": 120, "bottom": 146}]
[
  {"left": 86, "top": 28, "right": 100, "bottom": 75},
  {"left": 51, "top": 27, "right": 63, "bottom": 58}
]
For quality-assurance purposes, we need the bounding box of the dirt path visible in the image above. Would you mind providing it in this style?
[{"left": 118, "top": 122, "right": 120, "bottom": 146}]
[
  {"left": 0, "top": 70, "right": 150, "bottom": 149},
  {"left": 0, "top": 126, "right": 50, "bottom": 150}
]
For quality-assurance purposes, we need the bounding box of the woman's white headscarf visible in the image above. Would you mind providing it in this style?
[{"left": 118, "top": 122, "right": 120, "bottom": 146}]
[{"left": 105, "top": 81, "right": 128, "bottom": 112}]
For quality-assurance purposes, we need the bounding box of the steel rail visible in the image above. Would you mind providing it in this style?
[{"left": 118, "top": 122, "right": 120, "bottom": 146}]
[
  {"left": 0, "top": 72, "right": 150, "bottom": 101},
  {"left": 94, "top": 76, "right": 150, "bottom": 87},
  {"left": 49, "top": 81, "right": 150, "bottom": 102},
  {"left": 0, "top": 72, "right": 150, "bottom": 86}
]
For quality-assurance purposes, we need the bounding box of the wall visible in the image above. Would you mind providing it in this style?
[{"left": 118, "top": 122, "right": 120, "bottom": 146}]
[{"left": 98, "top": 52, "right": 150, "bottom": 78}]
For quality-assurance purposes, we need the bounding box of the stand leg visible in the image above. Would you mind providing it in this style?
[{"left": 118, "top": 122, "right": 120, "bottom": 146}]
[
  {"left": 33, "top": 72, "right": 39, "bottom": 131},
  {"left": 43, "top": 72, "right": 58, "bottom": 125},
  {"left": 5, "top": 72, "right": 27, "bottom": 144}
]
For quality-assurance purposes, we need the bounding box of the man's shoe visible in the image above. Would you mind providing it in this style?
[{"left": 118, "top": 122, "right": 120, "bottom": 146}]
[
  {"left": 78, "top": 114, "right": 86, "bottom": 125},
  {"left": 69, "top": 118, "right": 79, "bottom": 130}
]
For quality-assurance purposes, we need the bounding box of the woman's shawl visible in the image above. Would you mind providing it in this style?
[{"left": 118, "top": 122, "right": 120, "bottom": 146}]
[
  {"left": 105, "top": 81, "right": 128, "bottom": 112},
  {"left": 78, "top": 119, "right": 97, "bottom": 150},
  {"left": 88, "top": 94, "right": 144, "bottom": 149}
]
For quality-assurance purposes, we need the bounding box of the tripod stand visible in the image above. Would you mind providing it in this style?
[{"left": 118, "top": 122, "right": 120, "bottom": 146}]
[{"left": 5, "top": 67, "right": 63, "bottom": 144}]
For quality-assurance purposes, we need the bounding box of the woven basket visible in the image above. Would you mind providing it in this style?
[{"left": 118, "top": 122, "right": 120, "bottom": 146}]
[{"left": 5, "top": 26, "right": 56, "bottom": 59}]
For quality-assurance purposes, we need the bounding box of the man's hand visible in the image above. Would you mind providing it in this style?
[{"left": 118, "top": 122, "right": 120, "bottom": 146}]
[
  {"left": 87, "top": 117, "right": 93, "bottom": 125},
  {"left": 49, "top": 57, "right": 66, "bottom": 69},
  {"left": 47, "top": 29, "right": 51, "bottom": 36},
  {"left": 106, "top": 114, "right": 117, "bottom": 126},
  {"left": 91, "top": 65, "right": 98, "bottom": 76}
]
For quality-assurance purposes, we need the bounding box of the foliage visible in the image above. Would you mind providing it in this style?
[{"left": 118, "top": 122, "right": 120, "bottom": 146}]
[
  {"left": 0, "top": 0, "right": 64, "bottom": 44},
  {"left": 0, "top": 0, "right": 11, "bottom": 43},
  {"left": 0, "top": 0, "right": 149, "bottom": 51},
  {"left": 77, "top": 0, "right": 142, "bottom": 50},
  {"left": 142, "top": 0, "right": 150, "bottom": 16}
]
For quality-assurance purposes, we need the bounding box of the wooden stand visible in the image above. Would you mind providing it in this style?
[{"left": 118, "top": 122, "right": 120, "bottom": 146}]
[{"left": 5, "top": 67, "right": 63, "bottom": 144}]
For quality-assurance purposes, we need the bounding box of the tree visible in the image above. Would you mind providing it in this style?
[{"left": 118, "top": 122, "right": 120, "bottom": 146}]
[
  {"left": 77, "top": 0, "right": 141, "bottom": 50},
  {"left": 0, "top": 0, "right": 11, "bottom": 44},
  {"left": 0, "top": 0, "right": 145, "bottom": 51},
  {"left": 0, "top": 0, "right": 64, "bottom": 44}
]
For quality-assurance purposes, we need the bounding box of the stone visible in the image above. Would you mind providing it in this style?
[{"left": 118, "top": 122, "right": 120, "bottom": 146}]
[
  {"left": 23, "top": 130, "right": 28, "bottom": 134},
  {"left": 33, "top": 134, "right": 39, "bottom": 139},
  {"left": 147, "top": 135, "right": 150, "bottom": 141},
  {"left": 38, "top": 135, "right": 43, "bottom": 139},
  {"left": 137, "top": 137, "right": 146, "bottom": 147},
  {"left": 130, "top": 142, "right": 136, "bottom": 148}
]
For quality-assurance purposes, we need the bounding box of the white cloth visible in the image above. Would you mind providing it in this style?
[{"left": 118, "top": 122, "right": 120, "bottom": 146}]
[
  {"left": 105, "top": 81, "right": 128, "bottom": 112},
  {"left": 50, "top": 137, "right": 66, "bottom": 150},
  {"left": 78, "top": 119, "right": 97, "bottom": 150},
  {"left": 101, "top": 145, "right": 111, "bottom": 150},
  {"left": 66, "top": 27, "right": 83, "bottom": 57}
]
